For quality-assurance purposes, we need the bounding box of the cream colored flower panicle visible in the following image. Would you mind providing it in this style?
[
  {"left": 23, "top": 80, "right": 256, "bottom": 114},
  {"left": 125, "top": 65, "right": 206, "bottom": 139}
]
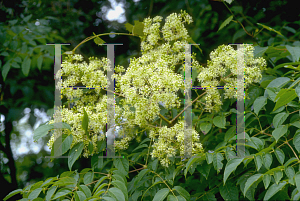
[
  {"left": 149, "top": 120, "right": 204, "bottom": 168},
  {"left": 196, "top": 44, "right": 267, "bottom": 113},
  {"left": 46, "top": 11, "right": 267, "bottom": 168}
]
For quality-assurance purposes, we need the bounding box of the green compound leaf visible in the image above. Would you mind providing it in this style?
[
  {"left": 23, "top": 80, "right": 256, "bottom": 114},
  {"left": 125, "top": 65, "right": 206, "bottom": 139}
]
[
  {"left": 37, "top": 55, "right": 43, "bottom": 70},
  {"left": 263, "top": 181, "right": 287, "bottom": 201},
  {"left": 153, "top": 188, "right": 170, "bottom": 201},
  {"left": 274, "top": 148, "right": 285, "bottom": 165},
  {"left": 82, "top": 108, "right": 89, "bottom": 135},
  {"left": 257, "top": 23, "right": 283, "bottom": 36},
  {"left": 52, "top": 188, "right": 72, "bottom": 200},
  {"left": 286, "top": 45, "right": 300, "bottom": 62},
  {"left": 213, "top": 152, "right": 224, "bottom": 174},
  {"left": 223, "top": 158, "right": 244, "bottom": 185},
  {"left": 45, "top": 186, "right": 57, "bottom": 201},
  {"left": 33, "top": 122, "right": 71, "bottom": 141},
  {"left": 93, "top": 176, "right": 108, "bottom": 193},
  {"left": 28, "top": 188, "right": 42, "bottom": 200},
  {"left": 219, "top": 182, "right": 239, "bottom": 201},
  {"left": 134, "top": 169, "right": 149, "bottom": 187},
  {"left": 173, "top": 186, "right": 190, "bottom": 200},
  {"left": 2, "top": 61, "right": 10, "bottom": 82},
  {"left": 274, "top": 170, "right": 283, "bottom": 184},
  {"left": 93, "top": 32, "right": 106, "bottom": 45},
  {"left": 132, "top": 20, "right": 144, "bottom": 37},
  {"left": 68, "top": 142, "right": 84, "bottom": 171},
  {"left": 272, "top": 125, "right": 288, "bottom": 142},
  {"left": 213, "top": 115, "right": 226, "bottom": 128},
  {"left": 273, "top": 88, "right": 297, "bottom": 111},
  {"left": 200, "top": 122, "right": 212, "bottom": 135},
  {"left": 272, "top": 112, "right": 289, "bottom": 128},
  {"left": 53, "top": 177, "right": 76, "bottom": 186},
  {"left": 295, "top": 172, "right": 300, "bottom": 193},
  {"left": 254, "top": 155, "right": 263, "bottom": 171},
  {"left": 111, "top": 180, "right": 128, "bottom": 201},
  {"left": 262, "top": 152, "right": 273, "bottom": 170},
  {"left": 78, "top": 184, "right": 91, "bottom": 198},
  {"left": 74, "top": 191, "right": 86, "bottom": 201},
  {"left": 21, "top": 56, "right": 31, "bottom": 76},
  {"left": 244, "top": 174, "right": 263, "bottom": 196},
  {"left": 253, "top": 96, "right": 267, "bottom": 115},
  {"left": 125, "top": 22, "right": 134, "bottom": 33},
  {"left": 113, "top": 157, "right": 129, "bottom": 177},
  {"left": 3, "top": 189, "right": 22, "bottom": 201},
  {"left": 51, "top": 134, "right": 73, "bottom": 157},
  {"left": 293, "top": 129, "right": 300, "bottom": 153},
  {"left": 263, "top": 174, "right": 271, "bottom": 189},
  {"left": 218, "top": 15, "right": 233, "bottom": 32},
  {"left": 108, "top": 187, "right": 125, "bottom": 201},
  {"left": 83, "top": 172, "right": 94, "bottom": 185}
]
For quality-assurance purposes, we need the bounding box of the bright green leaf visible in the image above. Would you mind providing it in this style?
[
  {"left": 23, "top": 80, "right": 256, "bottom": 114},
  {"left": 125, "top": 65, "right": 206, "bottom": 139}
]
[
  {"left": 213, "top": 115, "right": 226, "bottom": 128},
  {"left": 273, "top": 112, "right": 289, "bottom": 128},
  {"left": 253, "top": 96, "right": 267, "bottom": 115},
  {"left": 52, "top": 188, "right": 72, "bottom": 200},
  {"left": 263, "top": 174, "right": 271, "bottom": 189},
  {"left": 108, "top": 187, "right": 125, "bottom": 201},
  {"left": 263, "top": 181, "right": 287, "bottom": 200},
  {"left": 293, "top": 129, "right": 300, "bottom": 153},
  {"left": 3, "top": 189, "right": 22, "bottom": 201},
  {"left": 213, "top": 152, "right": 224, "bottom": 174},
  {"left": 262, "top": 152, "right": 273, "bottom": 170},
  {"left": 28, "top": 188, "right": 42, "bottom": 200},
  {"left": 83, "top": 172, "right": 94, "bottom": 185},
  {"left": 273, "top": 89, "right": 297, "bottom": 111},
  {"left": 223, "top": 158, "right": 244, "bottom": 184},
  {"left": 153, "top": 188, "right": 170, "bottom": 201},
  {"left": 68, "top": 142, "right": 84, "bottom": 171},
  {"left": 257, "top": 23, "right": 283, "bottom": 36},
  {"left": 45, "top": 186, "right": 57, "bottom": 201},
  {"left": 244, "top": 174, "right": 263, "bottom": 196},
  {"left": 272, "top": 125, "right": 288, "bottom": 142},
  {"left": 286, "top": 45, "right": 300, "bottom": 62},
  {"left": 274, "top": 148, "right": 285, "bottom": 165}
]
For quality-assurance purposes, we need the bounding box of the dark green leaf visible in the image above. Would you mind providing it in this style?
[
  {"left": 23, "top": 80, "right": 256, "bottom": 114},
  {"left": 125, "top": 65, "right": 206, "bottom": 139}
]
[
  {"left": 218, "top": 15, "right": 233, "bottom": 32},
  {"left": 173, "top": 186, "right": 190, "bottom": 200},
  {"left": 219, "top": 182, "right": 239, "bottom": 201},
  {"left": 21, "top": 56, "right": 31, "bottom": 76}
]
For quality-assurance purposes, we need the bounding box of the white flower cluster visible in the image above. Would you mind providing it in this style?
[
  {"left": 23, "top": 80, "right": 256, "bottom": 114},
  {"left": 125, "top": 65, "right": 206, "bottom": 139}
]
[
  {"left": 196, "top": 44, "right": 267, "bottom": 113},
  {"left": 150, "top": 120, "right": 203, "bottom": 167},
  {"left": 47, "top": 11, "right": 266, "bottom": 168}
]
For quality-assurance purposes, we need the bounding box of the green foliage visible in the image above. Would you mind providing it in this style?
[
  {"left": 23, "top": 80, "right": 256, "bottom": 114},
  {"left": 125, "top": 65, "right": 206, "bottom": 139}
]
[{"left": 4, "top": 2, "right": 300, "bottom": 201}]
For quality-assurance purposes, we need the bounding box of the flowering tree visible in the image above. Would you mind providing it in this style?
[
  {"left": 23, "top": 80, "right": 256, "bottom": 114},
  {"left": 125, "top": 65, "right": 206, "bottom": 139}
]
[{"left": 5, "top": 5, "right": 300, "bottom": 201}]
